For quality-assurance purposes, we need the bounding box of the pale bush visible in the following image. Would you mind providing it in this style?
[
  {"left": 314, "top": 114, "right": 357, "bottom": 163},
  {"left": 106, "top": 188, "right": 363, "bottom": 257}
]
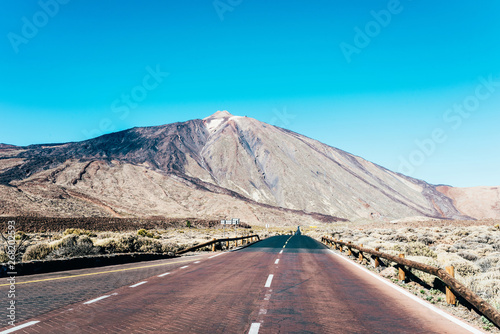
[
  {"left": 437, "top": 252, "right": 481, "bottom": 276},
  {"left": 137, "top": 238, "right": 163, "bottom": 252},
  {"left": 47, "top": 235, "right": 100, "bottom": 259},
  {"left": 473, "top": 246, "right": 495, "bottom": 257},
  {"left": 457, "top": 251, "right": 478, "bottom": 262},
  {"left": 477, "top": 253, "right": 500, "bottom": 272},
  {"left": 392, "top": 242, "right": 437, "bottom": 258},
  {"left": 23, "top": 243, "right": 54, "bottom": 261},
  {"left": 470, "top": 271, "right": 500, "bottom": 304},
  {"left": 435, "top": 244, "right": 454, "bottom": 253},
  {"left": 63, "top": 228, "right": 96, "bottom": 237},
  {"left": 96, "top": 234, "right": 164, "bottom": 254},
  {"left": 417, "top": 235, "right": 434, "bottom": 245},
  {"left": 0, "top": 251, "right": 8, "bottom": 263}
]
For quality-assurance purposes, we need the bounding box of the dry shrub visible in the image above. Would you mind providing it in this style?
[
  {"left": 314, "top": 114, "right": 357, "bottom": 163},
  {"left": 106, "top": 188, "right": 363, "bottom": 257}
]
[
  {"left": 63, "top": 228, "right": 96, "bottom": 237},
  {"left": 47, "top": 235, "right": 100, "bottom": 259},
  {"left": 477, "top": 253, "right": 500, "bottom": 272},
  {"left": 96, "top": 235, "right": 164, "bottom": 254},
  {"left": 457, "top": 251, "right": 478, "bottom": 262},
  {"left": 417, "top": 235, "right": 434, "bottom": 245},
  {"left": 469, "top": 270, "right": 500, "bottom": 304},
  {"left": 23, "top": 243, "right": 54, "bottom": 261},
  {"left": 392, "top": 242, "right": 437, "bottom": 258},
  {"left": 437, "top": 253, "right": 481, "bottom": 276}
]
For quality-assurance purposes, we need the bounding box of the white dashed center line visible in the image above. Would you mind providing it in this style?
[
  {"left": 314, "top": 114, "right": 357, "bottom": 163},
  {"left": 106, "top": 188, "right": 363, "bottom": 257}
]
[
  {"left": 83, "top": 295, "right": 112, "bottom": 305},
  {"left": 279, "top": 250, "right": 283, "bottom": 254},
  {"left": 158, "top": 272, "right": 170, "bottom": 277},
  {"left": 264, "top": 274, "right": 274, "bottom": 288},
  {"left": 0, "top": 321, "right": 40, "bottom": 333},
  {"left": 129, "top": 281, "right": 148, "bottom": 288},
  {"left": 194, "top": 261, "right": 201, "bottom": 264},
  {"left": 248, "top": 322, "right": 261, "bottom": 334},
  {"left": 180, "top": 265, "right": 189, "bottom": 269},
  {"left": 274, "top": 259, "right": 279, "bottom": 265}
]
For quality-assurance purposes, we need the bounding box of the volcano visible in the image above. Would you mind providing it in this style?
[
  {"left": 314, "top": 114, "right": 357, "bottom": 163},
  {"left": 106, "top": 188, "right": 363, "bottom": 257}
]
[{"left": 1, "top": 111, "right": 493, "bottom": 224}]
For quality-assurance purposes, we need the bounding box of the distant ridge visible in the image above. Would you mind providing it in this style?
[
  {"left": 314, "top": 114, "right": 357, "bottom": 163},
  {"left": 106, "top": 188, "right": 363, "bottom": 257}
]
[{"left": 1, "top": 111, "right": 494, "bottom": 224}]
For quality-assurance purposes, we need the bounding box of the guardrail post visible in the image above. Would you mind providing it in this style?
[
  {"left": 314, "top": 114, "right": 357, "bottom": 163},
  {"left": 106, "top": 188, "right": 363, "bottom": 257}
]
[
  {"left": 347, "top": 242, "right": 352, "bottom": 256},
  {"left": 446, "top": 266, "right": 456, "bottom": 305},
  {"left": 359, "top": 244, "right": 364, "bottom": 263},
  {"left": 374, "top": 248, "right": 380, "bottom": 268},
  {"left": 226, "top": 240, "right": 229, "bottom": 248},
  {"left": 398, "top": 254, "right": 405, "bottom": 282},
  {"left": 211, "top": 238, "right": 216, "bottom": 252}
]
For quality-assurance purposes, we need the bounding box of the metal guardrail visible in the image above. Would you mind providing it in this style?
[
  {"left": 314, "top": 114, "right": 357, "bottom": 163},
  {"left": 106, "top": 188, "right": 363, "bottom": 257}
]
[
  {"left": 175, "top": 235, "right": 260, "bottom": 255},
  {"left": 321, "top": 236, "right": 500, "bottom": 329}
]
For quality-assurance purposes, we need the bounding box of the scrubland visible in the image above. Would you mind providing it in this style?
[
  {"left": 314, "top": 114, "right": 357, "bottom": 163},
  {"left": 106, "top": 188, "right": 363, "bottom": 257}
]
[{"left": 0, "top": 225, "right": 260, "bottom": 264}]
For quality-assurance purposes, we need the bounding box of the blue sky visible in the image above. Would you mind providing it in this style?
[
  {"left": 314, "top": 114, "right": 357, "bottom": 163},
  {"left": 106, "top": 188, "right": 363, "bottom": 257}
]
[{"left": 1, "top": 0, "right": 499, "bottom": 187}]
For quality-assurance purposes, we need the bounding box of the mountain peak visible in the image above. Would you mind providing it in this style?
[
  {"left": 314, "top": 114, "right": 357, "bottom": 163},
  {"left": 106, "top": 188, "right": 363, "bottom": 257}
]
[
  {"left": 204, "top": 110, "right": 233, "bottom": 120},
  {"left": 203, "top": 110, "right": 236, "bottom": 133}
]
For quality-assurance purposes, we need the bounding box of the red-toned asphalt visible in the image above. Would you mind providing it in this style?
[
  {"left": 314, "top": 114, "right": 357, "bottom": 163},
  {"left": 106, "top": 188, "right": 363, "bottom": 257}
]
[{"left": 0, "top": 235, "right": 481, "bottom": 333}]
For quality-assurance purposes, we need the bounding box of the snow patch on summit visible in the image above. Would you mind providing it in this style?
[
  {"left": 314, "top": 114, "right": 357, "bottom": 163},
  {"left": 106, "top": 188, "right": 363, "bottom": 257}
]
[
  {"left": 206, "top": 118, "right": 225, "bottom": 133},
  {"left": 203, "top": 110, "right": 235, "bottom": 133}
]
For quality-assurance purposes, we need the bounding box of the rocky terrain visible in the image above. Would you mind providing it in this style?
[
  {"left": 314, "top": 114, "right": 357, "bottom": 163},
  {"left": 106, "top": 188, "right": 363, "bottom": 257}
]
[{"left": 0, "top": 111, "right": 497, "bottom": 224}]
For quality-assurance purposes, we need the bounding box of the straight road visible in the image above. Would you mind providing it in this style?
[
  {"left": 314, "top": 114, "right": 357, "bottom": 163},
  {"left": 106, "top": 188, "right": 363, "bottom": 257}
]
[{"left": 0, "top": 235, "right": 482, "bottom": 333}]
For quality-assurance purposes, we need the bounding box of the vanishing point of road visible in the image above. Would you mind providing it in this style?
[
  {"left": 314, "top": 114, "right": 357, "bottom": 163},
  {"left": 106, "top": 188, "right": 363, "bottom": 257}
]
[{"left": 0, "top": 234, "right": 482, "bottom": 333}]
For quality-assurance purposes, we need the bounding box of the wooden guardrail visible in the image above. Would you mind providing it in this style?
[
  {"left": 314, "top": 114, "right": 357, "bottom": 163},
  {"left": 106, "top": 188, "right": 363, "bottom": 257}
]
[
  {"left": 175, "top": 235, "right": 260, "bottom": 255},
  {"left": 321, "top": 236, "right": 500, "bottom": 329}
]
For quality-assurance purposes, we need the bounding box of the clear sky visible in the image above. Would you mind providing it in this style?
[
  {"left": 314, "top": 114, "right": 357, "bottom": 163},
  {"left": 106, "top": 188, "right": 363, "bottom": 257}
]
[{"left": 1, "top": 0, "right": 499, "bottom": 187}]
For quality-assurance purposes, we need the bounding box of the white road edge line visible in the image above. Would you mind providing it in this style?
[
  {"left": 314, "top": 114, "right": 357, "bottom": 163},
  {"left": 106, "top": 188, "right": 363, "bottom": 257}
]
[
  {"left": 129, "top": 281, "right": 148, "bottom": 288},
  {"left": 264, "top": 274, "right": 274, "bottom": 288},
  {"left": 209, "top": 253, "right": 225, "bottom": 258},
  {"left": 0, "top": 321, "right": 40, "bottom": 334},
  {"left": 275, "top": 259, "right": 279, "bottom": 265},
  {"left": 158, "top": 272, "right": 170, "bottom": 277},
  {"left": 328, "top": 250, "right": 484, "bottom": 334},
  {"left": 248, "top": 322, "right": 261, "bottom": 334},
  {"left": 83, "top": 295, "right": 112, "bottom": 305}
]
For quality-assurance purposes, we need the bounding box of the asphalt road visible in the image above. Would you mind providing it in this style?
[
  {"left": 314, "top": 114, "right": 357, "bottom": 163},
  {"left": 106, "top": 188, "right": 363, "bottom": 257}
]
[{"left": 0, "top": 235, "right": 482, "bottom": 333}]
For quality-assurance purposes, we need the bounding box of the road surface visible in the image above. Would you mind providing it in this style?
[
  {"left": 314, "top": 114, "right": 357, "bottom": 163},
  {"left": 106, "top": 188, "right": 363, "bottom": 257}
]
[{"left": 0, "top": 235, "right": 482, "bottom": 333}]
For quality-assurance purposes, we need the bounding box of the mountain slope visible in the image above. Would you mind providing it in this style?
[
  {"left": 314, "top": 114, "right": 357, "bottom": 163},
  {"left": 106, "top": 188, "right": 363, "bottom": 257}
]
[
  {"left": 0, "top": 111, "right": 472, "bottom": 222},
  {"left": 437, "top": 186, "right": 500, "bottom": 220}
]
